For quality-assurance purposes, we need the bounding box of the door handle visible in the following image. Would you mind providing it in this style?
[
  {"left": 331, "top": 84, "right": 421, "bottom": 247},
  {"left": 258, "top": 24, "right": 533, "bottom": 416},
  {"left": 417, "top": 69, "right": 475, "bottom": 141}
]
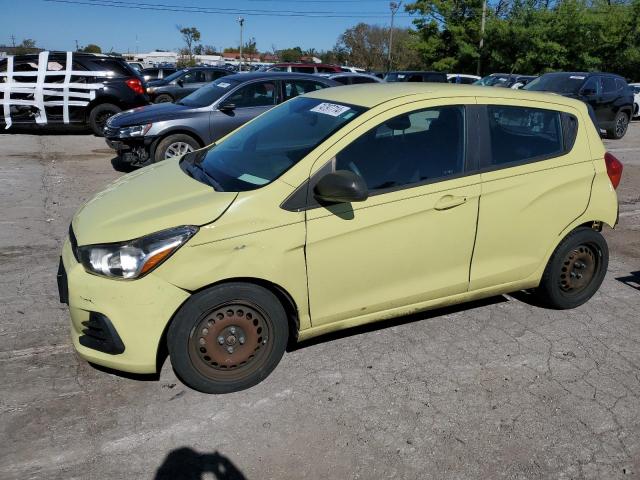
[{"left": 435, "top": 195, "right": 467, "bottom": 211}]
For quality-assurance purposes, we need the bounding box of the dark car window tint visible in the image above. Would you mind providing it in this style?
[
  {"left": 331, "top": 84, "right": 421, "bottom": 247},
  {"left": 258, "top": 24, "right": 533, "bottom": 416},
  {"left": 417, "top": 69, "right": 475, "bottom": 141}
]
[
  {"left": 228, "top": 81, "right": 276, "bottom": 108},
  {"left": 179, "top": 78, "right": 240, "bottom": 107},
  {"left": 335, "top": 106, "right": 466, "bottom": 191},
  {"left": 581, "top": 76, "right": 600, "bottom": 95},
  {"left": 316, "top": 66, "right": 336, "bottom": 73},
  {"left": 182, "top": 71, "right": 205, "bottom": 83},
  {"left": 352, "top": 76, "right": 377, "bottom": 84},
  {"left": 614, "top": 78, "right": 627, "bottom": 91},
  {"left": 487, "top": 106, "right": 563, "bottom": 166},
  {"left": 269, "top": 66, "right": 287, "bottom": 72},
  {"left": 602, "top": 77, "right": 617, "bottom": 94},
  {"left": 292, "top": 66, "right": 315, "bottom": 73},
  {"left": 86, "top": 59, "right": 133, "bottom": 77},
  {"left": 283, "top": 80, "right": 327, "bottom": 100}
]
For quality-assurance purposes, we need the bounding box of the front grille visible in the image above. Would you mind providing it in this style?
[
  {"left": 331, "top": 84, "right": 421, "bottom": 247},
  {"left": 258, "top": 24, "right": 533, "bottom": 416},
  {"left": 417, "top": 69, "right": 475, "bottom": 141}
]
[
  {"left": 69, "top": 225, "right": 79, "bottom": 262},
  {"left": 79, "top": 312, "right": 125, "bottom": 355}
]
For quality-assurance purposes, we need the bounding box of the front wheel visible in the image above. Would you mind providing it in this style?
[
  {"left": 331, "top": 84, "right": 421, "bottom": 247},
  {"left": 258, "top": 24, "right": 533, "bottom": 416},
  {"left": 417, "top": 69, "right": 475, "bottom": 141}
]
[
  {"left": 167, "top": 283, "right": 289, "bottom": 394},
  {"left": 606, "top": 111, "right": 629, "bottom": 139},
  {"left": 89, "top": 103, "right": 121, "bottom": 136},
  {"left": 154, "top": 134, "right": 199, "bottom": 163},
  {"left": 534, "top": 227, "right": 608, "bottom": 309},
  {"left": 154, "top": 94, "right": 173, "bottom": 104}
]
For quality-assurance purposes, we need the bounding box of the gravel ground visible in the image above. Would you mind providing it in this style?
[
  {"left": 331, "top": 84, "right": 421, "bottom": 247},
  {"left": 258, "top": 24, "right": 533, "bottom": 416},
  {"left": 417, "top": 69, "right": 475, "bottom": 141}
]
[{"left": 0, "top": 122, "right": 639, "bottom": 480}]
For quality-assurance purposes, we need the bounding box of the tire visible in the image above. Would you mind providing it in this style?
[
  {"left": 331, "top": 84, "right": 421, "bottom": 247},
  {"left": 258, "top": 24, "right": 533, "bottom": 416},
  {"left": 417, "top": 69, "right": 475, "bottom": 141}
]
[
  {"left": 154, "top": 94, "right": 173, "bottom": 104},
  {"left": 154, "top": 134, "right": 199, "bottom": 163},
  {"left": 89, "top": 103, "right": 121, "bottom": 136},
  {"left": 605, "top": 111, "right": 629, "bottom": 139},
  {"left": 167, "top": 283, "right": 289, "bottom": 394},
  {"left": 534, "top": 227, "right": 608, "bottom": 309}
]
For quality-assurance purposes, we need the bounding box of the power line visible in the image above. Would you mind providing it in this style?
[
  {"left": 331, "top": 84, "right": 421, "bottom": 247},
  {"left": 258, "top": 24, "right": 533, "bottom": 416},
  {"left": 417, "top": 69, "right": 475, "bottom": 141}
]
[{"left": 42, "top": 0, "right": 413, "bottom": 18}]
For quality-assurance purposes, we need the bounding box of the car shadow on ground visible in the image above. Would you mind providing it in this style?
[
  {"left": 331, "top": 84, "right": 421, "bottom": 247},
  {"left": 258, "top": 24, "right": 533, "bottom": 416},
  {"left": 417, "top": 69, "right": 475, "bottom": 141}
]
[
  {"left": 291, "top": 294, "right": 511, "bottom": 351},
  {"left": 615, "top": 271, "right": 640, "bottom": 291},
  {"left": 154, "top": 447, "right": 246, "bottom": 480}
]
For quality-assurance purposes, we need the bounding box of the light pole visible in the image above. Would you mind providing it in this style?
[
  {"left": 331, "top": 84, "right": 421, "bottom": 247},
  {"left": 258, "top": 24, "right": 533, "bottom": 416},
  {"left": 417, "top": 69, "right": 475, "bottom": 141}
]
[
  {"left": 388, "top": 2, "right": 401, "bottom": 72},
  {"left": 238, "top": 17, "right": 245, "bottom": 71},
  {"left": 476, "top": 0, "right": 487, "bottom": 76}
]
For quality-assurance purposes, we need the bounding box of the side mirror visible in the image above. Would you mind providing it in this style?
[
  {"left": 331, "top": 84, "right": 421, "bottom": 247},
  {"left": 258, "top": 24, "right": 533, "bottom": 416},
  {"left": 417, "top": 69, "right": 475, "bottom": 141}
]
[
  {"left": 177, "top": 79, "right": 184, "bottom": 87},
  {"left": 218, "top": 102, "right": 236, "bottom": 112},
  {"left": 313, "top": 170, "right": 368, "bottom": 204}
]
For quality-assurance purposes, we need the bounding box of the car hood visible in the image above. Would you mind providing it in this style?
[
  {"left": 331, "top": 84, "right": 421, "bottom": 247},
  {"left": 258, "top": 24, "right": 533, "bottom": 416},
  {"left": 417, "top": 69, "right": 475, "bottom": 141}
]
[
  {"left": 109, "top": 103, "right": 200, "bottom": 127},
  {"left": 72, "top": 158, "right": 237, "bottom": 245}
]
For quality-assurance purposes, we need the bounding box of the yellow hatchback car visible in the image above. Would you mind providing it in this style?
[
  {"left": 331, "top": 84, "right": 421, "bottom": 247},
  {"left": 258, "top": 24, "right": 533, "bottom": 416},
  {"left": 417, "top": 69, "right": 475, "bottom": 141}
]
[{"left": 58, "top": 84, "right": 623, "bottom": 393}]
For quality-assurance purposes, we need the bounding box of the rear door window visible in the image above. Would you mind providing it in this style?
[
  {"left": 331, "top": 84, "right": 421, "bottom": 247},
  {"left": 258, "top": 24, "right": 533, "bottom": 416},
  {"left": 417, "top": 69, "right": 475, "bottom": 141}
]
[
  {"left": 602, "top": 76, "right": 617, "bottom": 94},
  {"left": 282, "top": 79, "right": 328, "bottom": 101},
  {"left": 227, "top": 81, "right": 277, "bottom": 108},
  {"left": 486, "top": 106, "right": 564, "bottom": 166}
]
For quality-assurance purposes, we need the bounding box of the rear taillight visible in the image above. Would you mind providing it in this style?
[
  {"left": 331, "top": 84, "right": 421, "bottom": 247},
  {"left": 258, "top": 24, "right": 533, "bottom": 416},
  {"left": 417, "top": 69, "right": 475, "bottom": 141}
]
[
  {"left": 604, "top": 152, "right": 623, "bottom": 189},
  {"left": 125, "top": 78, "right": 145, "bottom": 95}
]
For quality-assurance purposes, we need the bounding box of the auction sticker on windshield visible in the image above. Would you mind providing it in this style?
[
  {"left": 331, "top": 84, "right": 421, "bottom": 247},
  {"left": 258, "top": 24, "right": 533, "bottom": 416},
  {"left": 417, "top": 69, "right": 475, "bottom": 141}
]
[
  {"left": 310, "top": 102, "right": 351, "bottom": 117},
  {"left": 217, "top": 82, "right": 231, "bottom": 88}
]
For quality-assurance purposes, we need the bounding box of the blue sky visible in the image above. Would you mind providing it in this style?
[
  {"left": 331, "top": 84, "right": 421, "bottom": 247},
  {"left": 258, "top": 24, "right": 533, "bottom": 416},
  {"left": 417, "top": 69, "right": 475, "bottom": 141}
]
[{"left": 2, "top": 0, "right": 417, "bottom": 54}]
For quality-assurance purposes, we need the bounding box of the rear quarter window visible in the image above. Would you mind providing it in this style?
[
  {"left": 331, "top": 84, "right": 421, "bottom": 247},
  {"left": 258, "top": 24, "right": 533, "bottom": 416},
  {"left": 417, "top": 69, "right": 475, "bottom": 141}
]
[
  {"left": 86, "top": 59, "right": 135, "bottom": 77},
  {"left": 486, "top": 106, "right": 565, "bottom": 166}
]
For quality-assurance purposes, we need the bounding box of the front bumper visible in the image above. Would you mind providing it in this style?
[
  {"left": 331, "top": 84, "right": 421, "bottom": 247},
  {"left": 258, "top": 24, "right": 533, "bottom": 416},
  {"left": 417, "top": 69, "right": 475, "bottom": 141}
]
[{"left": 61, "top": 236, "right": 190, "bottom": 373}]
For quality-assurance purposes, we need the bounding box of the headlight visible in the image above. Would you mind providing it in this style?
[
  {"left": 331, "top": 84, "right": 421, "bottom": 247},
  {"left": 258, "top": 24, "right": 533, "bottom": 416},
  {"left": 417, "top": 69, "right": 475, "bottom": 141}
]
[
  {"left": 118, "top": 123, "right": 152, "bottom": 138},
  {"left": 78, "top": 225, "right": 198, "bottom": 280},
  {"left": 147, "top": 87, "right": 155, "bottom": 93}
]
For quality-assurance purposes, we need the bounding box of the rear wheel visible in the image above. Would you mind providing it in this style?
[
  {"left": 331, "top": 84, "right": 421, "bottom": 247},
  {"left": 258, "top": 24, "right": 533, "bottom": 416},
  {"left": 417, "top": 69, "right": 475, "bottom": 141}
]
[
  {"left": 534, "top": 227, "right": 608, "bottom": 309},
  {"left": 606, "top": 111, "right": 629, "bottom": 139},
  {"left": 154, "top": 94, "right": 173, "bottom": 104},
  {"left": 154, "top": 134, "right": 199, "bottom": 163},
  {"left": 168, "top": 283, "right": 289, "bottom": 394},
  {"left": 89, "top": 103, "right": 121, "bottom": 136}
]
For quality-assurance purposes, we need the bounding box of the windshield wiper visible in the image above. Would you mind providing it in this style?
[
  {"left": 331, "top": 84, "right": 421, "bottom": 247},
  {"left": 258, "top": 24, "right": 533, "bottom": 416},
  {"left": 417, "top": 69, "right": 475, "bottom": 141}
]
[{"left": 186, "top": 161, "right": 225, "bottom": 191}]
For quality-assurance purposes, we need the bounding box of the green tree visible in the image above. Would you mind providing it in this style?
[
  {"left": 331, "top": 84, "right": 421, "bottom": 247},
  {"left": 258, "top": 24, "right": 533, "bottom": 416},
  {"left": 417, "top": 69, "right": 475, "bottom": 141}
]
[
  {"left": 177, "top": 26, "right": 201, "bottom": 56},
  {"left": 278, "top": 46, "right": 303, "bottom": 62},
  {"left": 81, "top": 43, "right": 102, "bottom": 54}
]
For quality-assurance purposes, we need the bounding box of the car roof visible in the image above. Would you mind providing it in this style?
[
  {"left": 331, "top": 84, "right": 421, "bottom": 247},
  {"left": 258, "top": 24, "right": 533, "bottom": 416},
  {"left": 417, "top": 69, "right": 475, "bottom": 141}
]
[
  {"left": 388, "top": 70, "right": 445, "bottom": 75},
  {"left": 220, "top": 71, "right": 339, "bottom": 82},
  {"left": 272, "top": 62, "right": 337, "bottom": 67},
  {"left": 303, "top": 83, "right": 589, "bottom": 109}
]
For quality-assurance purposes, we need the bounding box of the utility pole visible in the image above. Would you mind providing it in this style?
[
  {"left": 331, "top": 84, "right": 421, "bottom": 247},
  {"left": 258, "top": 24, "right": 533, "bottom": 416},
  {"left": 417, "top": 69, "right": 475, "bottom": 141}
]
[
  {"left": 476, "top": 0, "right": 487, "bottom": 76},
  {"left": 237, "top": 17, "right": 245, "bottom": 71},
  {"left": 10, "top": 34, "right": 16, "bottom": 48},
  {"left": 388, "top": 2, "right": 401, "bottom": 72},
  {"left": 75, "top": 39, "right": 79, "bottom": 52}
]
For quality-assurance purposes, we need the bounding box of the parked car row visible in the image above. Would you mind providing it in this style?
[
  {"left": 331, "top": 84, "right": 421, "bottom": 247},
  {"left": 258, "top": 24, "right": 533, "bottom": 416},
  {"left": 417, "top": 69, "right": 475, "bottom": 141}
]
[{"left": 1, "top": 53, "right": 637, "bottom": 142}]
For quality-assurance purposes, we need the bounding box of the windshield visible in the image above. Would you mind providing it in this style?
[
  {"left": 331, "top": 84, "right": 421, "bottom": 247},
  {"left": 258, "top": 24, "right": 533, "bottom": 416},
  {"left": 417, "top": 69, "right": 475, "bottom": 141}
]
[
  {"left": 178, "top": 78, "right": 240, "bottom": 107},
  {"left": 524, "top": 73, "right": 586, "bottom": 93},
  {"left": 163, "top": 69, "right": 189, "bottom": 82},
  {"left": 182, "top": 97, "right": 366, "bottom": 191}
]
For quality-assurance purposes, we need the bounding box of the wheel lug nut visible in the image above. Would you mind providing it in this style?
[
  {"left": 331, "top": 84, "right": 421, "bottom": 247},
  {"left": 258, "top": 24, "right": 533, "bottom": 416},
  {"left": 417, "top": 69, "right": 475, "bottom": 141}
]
[
  {"left": 217, "top": 336, "right": 224, "bottom": 345},
  {"left": 239, "top": 336, "right": 245, "bottom": 345},
  {"left": 230, "top": 327, "right": 236, "bottom": 334},
  {"left": 227, "top": 346, "right": 234, "bottom": 354}
]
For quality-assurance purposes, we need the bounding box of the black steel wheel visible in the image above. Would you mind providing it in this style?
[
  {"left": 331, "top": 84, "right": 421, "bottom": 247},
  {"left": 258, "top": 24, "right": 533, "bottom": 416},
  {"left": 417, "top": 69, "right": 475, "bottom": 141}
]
[
  {"left": 535, "top": 227, "right": 608, "bottom": 309},
  {"left": 168, "top": 283, "right": 289, "bottom": 394},
  {"left": 606, "top": 111, "right": 629, "bottom": 139},
  {"left": 89, "top": 103, "right": 121, "bottom": 136}
]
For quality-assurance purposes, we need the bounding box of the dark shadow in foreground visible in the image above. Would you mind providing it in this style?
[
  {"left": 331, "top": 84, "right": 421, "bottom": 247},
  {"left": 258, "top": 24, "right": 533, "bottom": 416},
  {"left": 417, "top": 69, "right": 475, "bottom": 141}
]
[
  {"left": 111, "top": 155, "right": 137, "bottom": 173},
  {"left": 290, "top": 294, "right": 510, "bottom": 351},
  {"left": 615, "top": 271, "right": 640, "bottom": 291},
  {"left": 155, "top": 447, "right": 246, "bottom": 480}
]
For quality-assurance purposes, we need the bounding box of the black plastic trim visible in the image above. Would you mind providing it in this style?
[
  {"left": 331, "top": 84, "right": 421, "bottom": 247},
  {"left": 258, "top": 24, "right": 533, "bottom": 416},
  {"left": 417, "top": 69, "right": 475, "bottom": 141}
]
[
  {"left": 57, "top": 258, "right": 68, "bottom": 305},
  {"left": 79, "top": 312, "right": 125, "bottom": 355}
]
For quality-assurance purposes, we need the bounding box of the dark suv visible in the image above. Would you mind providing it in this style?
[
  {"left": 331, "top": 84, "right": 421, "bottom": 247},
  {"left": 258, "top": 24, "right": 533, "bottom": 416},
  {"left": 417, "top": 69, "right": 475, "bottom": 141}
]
[
  {"left": 524, "top": 72, "right": 634, "bottom": 139},
  {"left": 146, "top": 67, "right": 231, "bottom": 103},
  {"left": 0, "top": 52, "right": 149, "bottom": 135},
  {"left": 384, "top": 71, "right": 448, "bottom": 83}
]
